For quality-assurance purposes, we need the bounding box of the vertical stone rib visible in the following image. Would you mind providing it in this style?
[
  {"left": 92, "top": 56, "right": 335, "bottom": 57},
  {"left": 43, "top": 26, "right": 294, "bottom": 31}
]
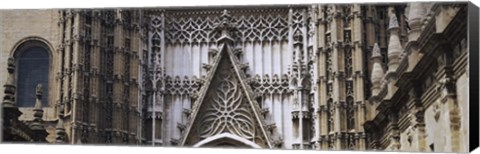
[
  {"left": 331, "top": 5, "right": 347, "bottom": 150},
  {"left": 129, "top": 10, "right": 141, "bottom": 143},
  {"left": 112, "top": 10, "right": 125, "bottom": 143},
  {"left": 56, "top": 11, "right": 66, "bottom": 118},
  {"left": 82, "top": 11, "right": 93, "bottom": 143},
  {"left": 61, "top": 10, "right": 72, "bottom": 143},
  {"left": 351, "top": 5, "right": 367, "bottom": 150},
  {"left": 71, "top": 11, "right": 83, "bottom": 143},
  {"left": 63, "top": 11, "right": 72, "bottom": 119},
  {"left": 91, "top": 11, "right": 102, "bottom": 143},
  {"left": 316, "top": 5, "right": 328, "bottom": 150},
  {"left": 309, "top": 5, "right": 321, "bottom": 149}
]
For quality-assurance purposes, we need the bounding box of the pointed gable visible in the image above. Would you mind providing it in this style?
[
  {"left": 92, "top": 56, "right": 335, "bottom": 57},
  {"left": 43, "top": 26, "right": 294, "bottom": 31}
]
[{"left": 180, "top": 39, "right": 273, "bottom": 149}]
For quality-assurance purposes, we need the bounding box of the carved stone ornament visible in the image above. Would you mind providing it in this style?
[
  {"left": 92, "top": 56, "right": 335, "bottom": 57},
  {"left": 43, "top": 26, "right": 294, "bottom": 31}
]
[
  {"left": 198, "top": 74, "right": 255, "bottom": 139},
  {"left": 180, "top": 29, "right": 273, "bottom": 148},
  {"left": 165, "top": 9, "right": 289, "bottom": 43},
  {"left": 388, "top": 13, "right": 399, "bottom": 29}
]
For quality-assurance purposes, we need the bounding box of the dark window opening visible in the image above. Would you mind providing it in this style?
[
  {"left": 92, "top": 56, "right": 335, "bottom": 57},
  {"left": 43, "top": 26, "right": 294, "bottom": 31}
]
[{"left": 17, "top": 46, "right": 50, "bottom": 107}]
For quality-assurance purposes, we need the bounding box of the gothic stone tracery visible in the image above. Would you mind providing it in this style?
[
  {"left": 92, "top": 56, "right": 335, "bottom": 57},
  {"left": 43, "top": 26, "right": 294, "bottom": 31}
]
[{"left": 0, "top": 2, "right": 470, "bottom": 153}]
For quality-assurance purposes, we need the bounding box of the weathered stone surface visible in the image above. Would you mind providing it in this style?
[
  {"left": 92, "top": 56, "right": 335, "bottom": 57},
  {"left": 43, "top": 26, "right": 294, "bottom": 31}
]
[{"left": 0, "top": 2, "right": 469, "bottom": 152}]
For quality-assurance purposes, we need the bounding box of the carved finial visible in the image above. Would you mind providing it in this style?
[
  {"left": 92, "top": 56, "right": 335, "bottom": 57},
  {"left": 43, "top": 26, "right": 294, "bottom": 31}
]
[
  {"left": 371, "top": 60, "right": 385, "bottom": 88},
  {"left": 371, "top": 43, "right": 385, "bottom": 96},
  {"left": 386, "top": 7, "right": 403, "bottom": 74},
  {"left": 221, "top": 9, "right": 231, "bottom": 20},
  {"left": 36, "top": 84, "right": 43, "bottom": 97},
  {"left": 387, "top": 13, "right": 403, "bottom": 73},
  {"left": 30, "top": 84, "right": 45, "bottom": 130},
  {"left": 215, "top": 9, "right": 236, "bottom": 43},
  {"left": 2, "top": 57, "right": 16, "bottom": 108},
  {"left": 371, "top": 43, "right": 382, "bottom": 59},
  {"left": 388, "top": 13, "right": 399, "bottom": 30}
]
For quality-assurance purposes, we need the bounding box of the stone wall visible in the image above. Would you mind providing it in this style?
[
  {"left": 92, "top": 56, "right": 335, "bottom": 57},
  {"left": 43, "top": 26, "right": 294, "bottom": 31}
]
[
  {"left": 422, "top": 71, "right": 468, "bottom": 153},
  {"left": 0, "top": 10, "right": 60, "bottom": 107},
  {"left": 457, "top": 72, "right": 469, "bottom": 152},
  {"left": 0, "top": 9, "right": 60, "bottom": 143},
  {"left": 0, "top": 3, "right": 470, "bottom": 149}
]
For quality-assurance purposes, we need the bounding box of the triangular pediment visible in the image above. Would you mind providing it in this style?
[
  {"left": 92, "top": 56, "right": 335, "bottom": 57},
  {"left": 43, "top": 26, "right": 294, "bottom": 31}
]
[{"left": 180, "top": 43, "right": 273, "bottom": 148}]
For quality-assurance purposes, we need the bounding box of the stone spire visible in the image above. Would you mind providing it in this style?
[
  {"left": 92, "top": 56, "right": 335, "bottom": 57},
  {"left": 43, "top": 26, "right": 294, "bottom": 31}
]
[
  {"left": 371, "top": 43, "right": 384, "bottom": 96},
  {"left": 387, "top": 12, "right": 402, "bottom": 73},
  {"left": 30, "top": 84, "right": 45, "bottom": 130},
  {"left": 407, "top": 2, "right": 426, "bottom": 41},
  {"left": 2, "top": 57, "right": 17, "bottom": 108}
]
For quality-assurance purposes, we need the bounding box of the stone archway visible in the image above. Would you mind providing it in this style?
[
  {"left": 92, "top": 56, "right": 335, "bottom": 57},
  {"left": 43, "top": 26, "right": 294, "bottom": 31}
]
[
  {"left": 193, "top": 133, "right": 262, "bottom": 148},
  {"left": 10, "top": 37, "right": 54, "bottom": 108}
]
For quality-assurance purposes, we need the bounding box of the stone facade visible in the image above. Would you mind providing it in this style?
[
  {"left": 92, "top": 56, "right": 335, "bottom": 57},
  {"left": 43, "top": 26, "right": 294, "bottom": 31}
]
[{"left": 0, "top": 2, "right": 470, "bottom": 153}]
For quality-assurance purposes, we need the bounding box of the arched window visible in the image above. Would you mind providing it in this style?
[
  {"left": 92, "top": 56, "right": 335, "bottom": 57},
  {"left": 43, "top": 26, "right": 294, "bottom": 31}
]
[{"left": 14, "top": 41, "right": 51, "bottom": 107}]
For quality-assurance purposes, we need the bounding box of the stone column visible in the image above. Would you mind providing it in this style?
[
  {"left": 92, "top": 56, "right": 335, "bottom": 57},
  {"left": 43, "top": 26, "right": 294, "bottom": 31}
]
[
  {"left": 62, "top": 10, "right": 73, "bottom": 123},
  {"left": 129, "top": 10, "right": 141, "bottom": 143},
  {"left": 316, "top": 4, "right": 330, "bottom": 150},
  {"left": 288, "top": 8, "right": 311, "bottom": 149},
  {"left": 308, "top": 5, "right": 321, "bottom": 149},
  {"left": 56, "top": 10, "right": 71, "bottom": 144},
  {"left": 148, "top": 13, "right": 165, "bottom": 145},
  {"left": 56, "top": 11, "right": 66, "bottom": 119},
  {"left": 330, "top": 5, "right": 347, "bottom": 150},
  {"left": 91, "top": 10, "right": 102, "bottom": 143},
  {"left": 351, "top": 4, "right": 367, "bottom": 150}
]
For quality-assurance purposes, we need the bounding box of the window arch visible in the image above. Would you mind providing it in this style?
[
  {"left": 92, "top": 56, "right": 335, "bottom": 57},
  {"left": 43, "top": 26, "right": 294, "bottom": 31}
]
[{"left": 13, "top": 39, "right": 51, "bottom": 107}]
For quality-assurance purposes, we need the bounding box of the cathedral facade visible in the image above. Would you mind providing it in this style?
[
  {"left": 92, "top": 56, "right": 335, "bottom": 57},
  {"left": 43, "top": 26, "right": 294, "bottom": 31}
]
[{"left": 0, "top": 2, "right": 471, "bottom": 153}]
